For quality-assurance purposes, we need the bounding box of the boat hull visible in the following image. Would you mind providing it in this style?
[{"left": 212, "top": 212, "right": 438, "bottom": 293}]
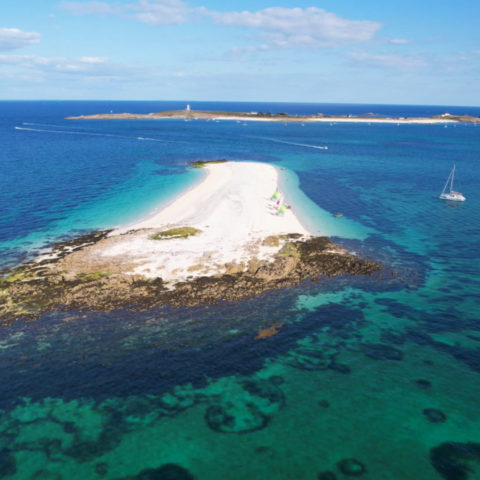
[{"left": 439, "top": 192, "right": 466, "bottom": 202}]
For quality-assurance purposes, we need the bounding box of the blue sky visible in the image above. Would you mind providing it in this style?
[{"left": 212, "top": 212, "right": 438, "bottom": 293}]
[{"left": 1, "top": 0, "right": 479, "bottom": 104}]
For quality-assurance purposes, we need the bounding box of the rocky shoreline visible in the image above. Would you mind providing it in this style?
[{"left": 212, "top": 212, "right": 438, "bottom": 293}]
[{"left": 0, "top": 231, "right": 381, "bottom": 324}]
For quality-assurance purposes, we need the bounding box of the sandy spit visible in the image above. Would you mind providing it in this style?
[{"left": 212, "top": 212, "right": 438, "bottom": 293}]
[{"left": 69, "top": 162, "right": 313, "bottom": 285}]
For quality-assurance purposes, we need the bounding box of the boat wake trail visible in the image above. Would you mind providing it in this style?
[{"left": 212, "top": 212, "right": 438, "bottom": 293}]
[
  {"left": 14, "top": 126, "right": 177, "bottom": 143},
  {"left": 137, "top": 136, "right": 166, "bottom": 142},
  {"left": 15, "top": 126, "right": 126, "bottom": 138},
  {"left": 22, "top": 122, "right": 77, "bottom": 129},
  {"left": 249, "top": 136, "right": 328, "bottom": 150}
]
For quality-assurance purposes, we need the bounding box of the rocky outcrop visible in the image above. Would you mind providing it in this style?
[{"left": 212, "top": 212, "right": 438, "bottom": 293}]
[{"left": 0, "top": 233, "right": 381, "bottom": 323}]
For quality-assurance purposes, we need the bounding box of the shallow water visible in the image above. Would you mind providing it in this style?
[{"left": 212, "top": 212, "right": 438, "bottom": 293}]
[{"left": 1, "top": 101, "right": 480, "bottom": 479}]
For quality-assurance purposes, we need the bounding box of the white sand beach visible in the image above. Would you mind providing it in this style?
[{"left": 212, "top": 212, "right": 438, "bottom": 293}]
[
  {"left": 208, "top": 115, "right": 456, "bottom": 124},
  {"left": 65, "top": 162, "right": 312, "bottom": 285}
]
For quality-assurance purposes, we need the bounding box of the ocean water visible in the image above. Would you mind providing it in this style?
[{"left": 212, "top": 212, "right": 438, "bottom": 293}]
[{"left": 0, "top": 101, "right": 480, "bottom": 480}]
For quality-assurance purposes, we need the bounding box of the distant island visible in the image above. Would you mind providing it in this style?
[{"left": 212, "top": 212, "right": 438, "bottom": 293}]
[{"left": 66, "top": 109, "right": 480, "bottom": 124}]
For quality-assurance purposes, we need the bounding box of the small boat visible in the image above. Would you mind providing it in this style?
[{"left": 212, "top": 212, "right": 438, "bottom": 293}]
[{"left": 439, "top": 165, "right": 466, "bottom": 202}]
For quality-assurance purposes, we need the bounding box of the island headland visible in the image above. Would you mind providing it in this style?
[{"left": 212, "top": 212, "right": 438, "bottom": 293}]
[
  {"left": 0, "top": 161, "right": 380, "bottom": 323},
  {"left": 66, "top": 109, "right": 480, "bottom": 124}
]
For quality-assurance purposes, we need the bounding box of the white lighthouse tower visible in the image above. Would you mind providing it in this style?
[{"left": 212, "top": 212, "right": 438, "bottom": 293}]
[{"left": 186, "top": 104, "right": 191, "bottom": 112}]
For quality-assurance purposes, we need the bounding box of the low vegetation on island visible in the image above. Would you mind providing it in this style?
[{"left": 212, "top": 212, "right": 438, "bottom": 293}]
[
  {"left": 149, "top": 227, "right": 201, "bottom": 240},
  {"left": 65, "top": 109, "right": 480, "bottom": 124},
  {"left": 189, "top": 159, "right": 228, "bottom": 168}
]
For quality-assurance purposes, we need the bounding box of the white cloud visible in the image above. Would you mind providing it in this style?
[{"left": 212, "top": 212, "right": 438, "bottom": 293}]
[
  {"left": 211, "top": 7, "right": 381, "bottom": 50},
  {"left": 0, "top": 28, "right": 41, "bottom": 51},
  {"left": 61, "top": 0, "right": 202, "bottom": 24},
  {"left": 128, "top": 0, "right": 201, "bottom": 25},
  {"left": 0, "top": 54, "right": 112, "bottom": 74},
  {"left": 347, "top": 51, "right": 427, "bottom": 69},
  {"left": 59, "top": 2, "right": 381, "bottom": 50},
  {"left": 59, "top": 1, "right": 118, "bottom": 16},
  {"left": 389, "top": 38, "right": 409, "bottom": 45}
]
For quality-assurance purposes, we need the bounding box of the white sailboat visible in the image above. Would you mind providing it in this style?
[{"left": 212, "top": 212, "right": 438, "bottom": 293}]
[{"left": 439, "top": 165, "right": 466, "bottom": 202}]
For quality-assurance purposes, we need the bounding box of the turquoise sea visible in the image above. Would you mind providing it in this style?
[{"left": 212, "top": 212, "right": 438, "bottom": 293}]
[{"left": 0, "top": 101, "right": 480, "bottom": 480}]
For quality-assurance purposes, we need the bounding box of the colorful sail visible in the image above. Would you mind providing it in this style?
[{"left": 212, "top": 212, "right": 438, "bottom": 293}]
[{"left": 271, "top": 189, "right": 281, "bottom": 200}]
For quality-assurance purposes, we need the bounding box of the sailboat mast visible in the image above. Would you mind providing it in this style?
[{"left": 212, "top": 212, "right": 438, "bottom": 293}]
[
  {"left": 450, "top": 164, "right": 456, "bottom": 192},
  {"left": 442, "top": 169, "right": 451, "bottom": 194}
]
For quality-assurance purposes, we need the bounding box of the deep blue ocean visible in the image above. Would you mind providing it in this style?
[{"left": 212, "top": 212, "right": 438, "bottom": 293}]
[{"left": 0, "top": 101, "right": 479, "bottom": 480}]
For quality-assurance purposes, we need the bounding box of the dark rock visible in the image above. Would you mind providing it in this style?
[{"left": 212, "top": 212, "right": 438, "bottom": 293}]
[
  {"left": 137, "top": 464, "right": 195, "bottom": 479},
  {"left": 0, "top": 449, "right": 16, "bottom": 477},
  {"left": 318, "top": 471, "right": 337, "bottom": 480},
  {"left": 31, "top": 470, "right": 62, "bottom": 480},
  {"left": 242, "top": 379, "right": 285, "bottom": 407},
  {"left": 430, "top": 442, "right": 480, "bottom": 480},
  {"left": 63, "top": 421, "right": 77, "bottom": 434},
  {"left": 414, "top": 379, "right": 432, "bottom": 389},
  {"left": 362, "top": 343, "right": 403, "bottom": 361},
  {"left": 423, "top": 408, "right": 447, "bottom": 423},
  {"left": 380, "top": 331, "right": 406, "bottom": 345},
  {"left": 254, "top": 446, "right": 271, "bottom": 454},
  {"left": 95, "top": 462, "right": 109, "bottom": 476},
  {"left": 205, "top": 404, "right": 269, "bottom": 433},
  {"left": 65, "top": 440, "right": 101, "bottom": 462},
  {"left": 286, "top": 348, "right": 330, "bottom": 371},
  {"left": 269, "top": 375, "right": 284, "bottom": 385},
  {"left": 337, "top": 458, "right": 366, "bottom": 476},
  {"left": 318, "top": 400, "right": 330, "bottom": 408},
  {"left": 328, "top": 362, "right": 351, "bottom": 374}
]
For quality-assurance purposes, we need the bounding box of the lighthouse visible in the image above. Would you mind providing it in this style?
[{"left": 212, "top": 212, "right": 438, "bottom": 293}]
[{"left": 186, "top": 104, "right": 191, "bottom": 112}]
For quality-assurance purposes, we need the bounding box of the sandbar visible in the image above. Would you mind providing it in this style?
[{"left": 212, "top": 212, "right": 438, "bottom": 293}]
[{"left": 60, "top": 161, "right": 311, "bottom": 284}]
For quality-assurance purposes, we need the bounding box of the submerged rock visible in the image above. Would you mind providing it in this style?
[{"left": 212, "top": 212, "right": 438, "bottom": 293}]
[
  {"left": 328, "top": 362, "right": 351, "bottom": 374},
  {"left": 361, "top": 343, "right": 403, "bottom": 361},
  {"left": 268, "top": 375, "right": 284, "bottom": 386},
  {"left": 31, "top": 470, "right": 62, "bottom": 480},
  {"left": 318, "top": 471, "right": 337, "bottom": 480},
  {"left": 95, "top": 462, "right": 109, "bottom": 476},
  {"left": 0, "top": 449, "right": 16, "bottom": 478},
  {"left": 205, "top": 403, "right": 269, "bottom": 433},
  {"left": 414, "top": 379, "right": 432, "bottom": 389},
  {"left": 336, "top": 458, "right": 366, "bottom": 476},
  {"left": 115, "top": 463, "right": 195, "bottom": 480},
  {"left": 423, "top": 408, "right": 447, "bottom": 423},
  {"left": 430, "top": 442, "right": 480, "bottom": 480},
  {"left": 204, "top": 377, "right": 284, "bottom": 433},
  {"left": 136, "top": 464, "right": 195, "bottom": 480},
  {"left": 285, "top": 347, "right": 331, "bottom": 371}
]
